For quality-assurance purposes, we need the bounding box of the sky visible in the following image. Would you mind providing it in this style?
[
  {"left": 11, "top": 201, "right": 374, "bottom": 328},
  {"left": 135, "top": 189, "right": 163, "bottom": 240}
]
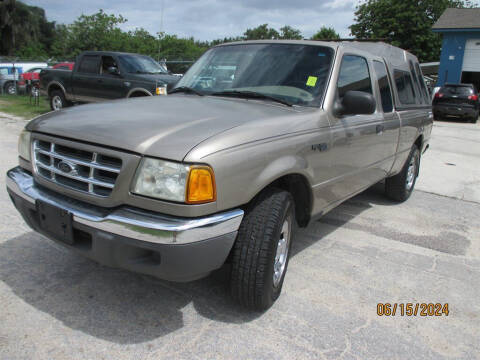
[{"left": 22, "top": 0, "right": 359, "bottom": 41}]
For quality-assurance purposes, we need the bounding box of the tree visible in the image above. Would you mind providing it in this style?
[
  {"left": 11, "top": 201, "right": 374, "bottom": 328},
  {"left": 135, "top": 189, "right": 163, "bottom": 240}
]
[
  {"left": 349, "top": 0, "right": 472, "bottom": 62},
  {"left": 279, "top": 25, "right": 303, "bottom": 39},
  {"left": 311, "top": 27, "right": 340, "bottom": 40},
  {"left": 1, "top": 0, "right": 56, "bottom": 58},
  {"left": 65, "top": 10, "right": 127, "bottom": 56},
  {"left": 244, "top": 24, "right": 280, "bottom": 40}
]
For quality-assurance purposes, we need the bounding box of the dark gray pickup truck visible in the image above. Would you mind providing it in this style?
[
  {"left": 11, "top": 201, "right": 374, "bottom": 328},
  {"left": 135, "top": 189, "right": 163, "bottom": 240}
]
[
  {"left": 40, "top": 51, "right": 180, "bottom": 111},
  {"left": 8, "top": 40, "right": 432, "bottom": 310}
]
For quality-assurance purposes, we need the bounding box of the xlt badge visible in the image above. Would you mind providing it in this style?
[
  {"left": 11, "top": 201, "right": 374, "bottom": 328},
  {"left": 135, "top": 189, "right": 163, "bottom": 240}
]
[{"left": 311, "top": 143, "right": 328, "bottom": 152}]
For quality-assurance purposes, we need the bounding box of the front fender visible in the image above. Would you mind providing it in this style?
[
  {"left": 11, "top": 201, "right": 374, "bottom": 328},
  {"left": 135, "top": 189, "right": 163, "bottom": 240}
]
[
  {"left": 250, "top": 155, "right": 314, "bottom": 200},
  {"left": 207, "top": 145, "right": 316, "bottom": 212}
]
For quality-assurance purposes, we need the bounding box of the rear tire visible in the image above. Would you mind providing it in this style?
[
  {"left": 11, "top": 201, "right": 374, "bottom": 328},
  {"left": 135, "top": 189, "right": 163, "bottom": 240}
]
[
  {"left": 470, "top": 112, "right": 478, "bottom": 123},
  {"left": 385, "top": 145, "right": 420, "bottom": 202},
  {"left": 230, "top": 188, "right": 294, "bottom": 311},
  {"left": 50, "top": 90, "right": 67, "bottom": 111},
  {"left": 4, "top": 82, "right": 16, "bottom": 95}
]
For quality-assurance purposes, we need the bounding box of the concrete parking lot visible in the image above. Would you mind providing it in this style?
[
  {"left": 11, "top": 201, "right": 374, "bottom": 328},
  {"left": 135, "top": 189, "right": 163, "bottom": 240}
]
[{"left": 0, "top": 112, "right": 479, "bottom": 360}]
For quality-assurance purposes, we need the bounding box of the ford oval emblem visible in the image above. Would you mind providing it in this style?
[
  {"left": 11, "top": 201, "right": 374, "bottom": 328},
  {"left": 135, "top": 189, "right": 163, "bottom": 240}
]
[{"left": 58, "top": 160, "right": 77, "bottom": 174}]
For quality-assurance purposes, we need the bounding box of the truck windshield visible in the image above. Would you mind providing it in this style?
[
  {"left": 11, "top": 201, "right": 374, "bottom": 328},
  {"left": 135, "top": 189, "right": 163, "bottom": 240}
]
[
  {"left": 118, "top": 55, "right": 167, "bottom": 74},
  {"left": 174, "top": 43, "right": 334, "bottom": 107}
]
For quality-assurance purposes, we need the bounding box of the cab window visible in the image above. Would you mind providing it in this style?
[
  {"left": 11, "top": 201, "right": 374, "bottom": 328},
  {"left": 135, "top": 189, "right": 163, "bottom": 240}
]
[
  {"left": 373, "top": 60, "right": 393, "bottom": 113},
  {"left": 100, "top": 56, "right": 119, "bottom": 75},
  {"left": 337, "top": 55, "right": 372, "bottom": 99},
  {"left": 78, "top": 55, "right": 99, "bottom": 74}
]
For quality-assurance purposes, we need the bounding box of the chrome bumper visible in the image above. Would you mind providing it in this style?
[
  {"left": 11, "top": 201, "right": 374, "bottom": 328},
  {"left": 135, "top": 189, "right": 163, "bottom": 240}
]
[{"left": 6, "top": 167, "right": 243, "bottom": 245}]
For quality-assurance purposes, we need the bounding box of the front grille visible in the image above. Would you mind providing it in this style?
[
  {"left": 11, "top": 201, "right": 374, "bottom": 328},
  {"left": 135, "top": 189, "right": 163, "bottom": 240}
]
[{"left": 33, "top": 139, "right": 122, "bottom": 197}]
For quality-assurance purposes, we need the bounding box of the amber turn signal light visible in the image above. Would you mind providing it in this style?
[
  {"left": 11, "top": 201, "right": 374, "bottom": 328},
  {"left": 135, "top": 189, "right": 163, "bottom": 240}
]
[{"left": 186, "top": 166, "right": 216, "bottom": 204}]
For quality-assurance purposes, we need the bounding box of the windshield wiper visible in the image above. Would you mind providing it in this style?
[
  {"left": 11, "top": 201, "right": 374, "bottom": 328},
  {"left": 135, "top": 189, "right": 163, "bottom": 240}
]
[
  {"left": 169, "top": 86, "right": 204, "bottom": 96},
  {"left": 210, "top": 90, "right": 293, "bottom": 107},
  {"left": 133, "top": 70, "right": 162, "bottom": 74}
]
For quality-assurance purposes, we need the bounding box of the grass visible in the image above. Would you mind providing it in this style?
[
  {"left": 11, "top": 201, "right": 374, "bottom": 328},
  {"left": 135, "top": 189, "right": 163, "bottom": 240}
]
[{"left": 0, "top": 94, "right": 50, "bottom": 119}]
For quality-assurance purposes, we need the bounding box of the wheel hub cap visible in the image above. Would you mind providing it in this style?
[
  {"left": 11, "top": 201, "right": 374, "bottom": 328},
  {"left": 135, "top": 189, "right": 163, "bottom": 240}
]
[
  {"left": 406, "top": 156, "right": 416, "bottom": 190},
  {"left": 52, "top": 96, "right": 62, "bottom": 110},
  {"left": 273, "top": 218, "right": 290, "bottom": 287}
]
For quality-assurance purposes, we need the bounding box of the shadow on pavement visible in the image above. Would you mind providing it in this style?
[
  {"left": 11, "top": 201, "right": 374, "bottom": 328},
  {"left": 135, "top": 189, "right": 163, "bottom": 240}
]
[
  {"left": 0, "top": 233, "right": 262, "bottom": 344},
  {"left": 0, "top": 182, "right": 390, "bottom": 344},
  {"left": 290, "top": 182, "right": 388, "bottom": 257}
]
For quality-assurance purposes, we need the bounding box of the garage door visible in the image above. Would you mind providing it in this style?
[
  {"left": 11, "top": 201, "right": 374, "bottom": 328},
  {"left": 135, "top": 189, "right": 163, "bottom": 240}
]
[{"left": 462, "top": 39, "right": 480, "bottom": 72}]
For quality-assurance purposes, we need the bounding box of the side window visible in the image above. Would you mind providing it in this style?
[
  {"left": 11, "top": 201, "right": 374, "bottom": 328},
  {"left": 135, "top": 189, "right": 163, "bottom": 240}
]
[
  {"left": 408, "top": 61, "right": 420, "bottom": 103},
  {"left": 415, "top": 63, "right": 429, "bottom": 103},
  {"left": 394, "top": 70, "right": 416, "bottom": 105},
  {"left": 100, "top": 56, "right": 119, "bottom": 75},
  {"left": 337, "top": 55, "right": 372, "bottom": 99},
  {"left": 373, "top": 60, "right": 393, "bottom": 113},
  {"left": 78, "top": 55, "right": 99, "bottom": 74}
]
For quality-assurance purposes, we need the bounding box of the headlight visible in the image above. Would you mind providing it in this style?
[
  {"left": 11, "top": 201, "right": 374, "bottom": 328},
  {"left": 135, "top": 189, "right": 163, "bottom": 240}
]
[
  {"left": 18, "top": 130, "right": 31, "bottom": 161},
  {"left": 132, "top": 158, "right": 216, "bottom": 204},
  {"left": 156, "top": 85, "right": 167, "bottom": 96}
]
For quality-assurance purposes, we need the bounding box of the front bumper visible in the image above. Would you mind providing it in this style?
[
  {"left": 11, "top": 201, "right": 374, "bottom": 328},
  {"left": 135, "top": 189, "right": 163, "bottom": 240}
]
[{"left": 6, "top": 167, "right": 244, "bottom": 281}]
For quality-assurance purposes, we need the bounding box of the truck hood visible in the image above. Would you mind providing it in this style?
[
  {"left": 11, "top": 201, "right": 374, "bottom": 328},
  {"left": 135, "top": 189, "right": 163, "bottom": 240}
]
[
  {"left": 131, "top": 73, "right": 180, "bottom": 87},
  {"left": 27, "top": 95, "right": 302, "bottom": 161}
]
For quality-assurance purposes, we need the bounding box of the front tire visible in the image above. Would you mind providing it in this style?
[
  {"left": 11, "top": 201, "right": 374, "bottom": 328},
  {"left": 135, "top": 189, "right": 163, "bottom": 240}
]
[
  {"left": 230, "top": 188, "right": 294, "bottom": 311},
  {"left": 385, "top": 145, "right": 420, "bottom": 202},
  {"left": 50, "top": 90, "right": 67, "bottom": 111}
]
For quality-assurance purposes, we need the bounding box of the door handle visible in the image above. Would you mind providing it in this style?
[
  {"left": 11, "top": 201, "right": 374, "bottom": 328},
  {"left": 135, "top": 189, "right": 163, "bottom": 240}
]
[{"left": 376, "top": 124, "right": 385, "bottom": 134}]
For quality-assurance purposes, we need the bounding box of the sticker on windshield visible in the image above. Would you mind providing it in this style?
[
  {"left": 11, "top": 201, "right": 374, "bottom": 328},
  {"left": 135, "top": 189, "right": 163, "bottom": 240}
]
[{"left": 306, "top": 76, "right": 317, "bottom": 87}]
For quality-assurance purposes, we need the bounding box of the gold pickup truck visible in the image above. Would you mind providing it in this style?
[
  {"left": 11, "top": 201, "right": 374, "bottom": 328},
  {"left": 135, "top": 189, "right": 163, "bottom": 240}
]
[{"left": 7, "top": 40, "right": 432, "bottom": 310}]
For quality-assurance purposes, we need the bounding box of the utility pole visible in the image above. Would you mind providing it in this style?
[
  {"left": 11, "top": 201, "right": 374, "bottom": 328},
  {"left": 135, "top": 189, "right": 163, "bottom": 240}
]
[{"left": 157, "top": 0, "right": 165, "bottom": 62}]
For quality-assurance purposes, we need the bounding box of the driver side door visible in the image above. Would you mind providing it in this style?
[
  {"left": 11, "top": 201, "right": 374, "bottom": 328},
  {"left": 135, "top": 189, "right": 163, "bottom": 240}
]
[
  {"left": 95, "top": 55, "right": 127, "bottom": 100},
  {"left": 327, "top": 54, "right": 386, "bottom": 202}
]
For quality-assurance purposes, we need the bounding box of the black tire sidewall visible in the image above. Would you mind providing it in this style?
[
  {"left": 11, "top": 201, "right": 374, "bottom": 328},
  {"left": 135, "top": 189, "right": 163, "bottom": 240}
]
[
  {"left": 385, "top": 144, "right": 420, "bottom": 202},
  {"left": 230, "top": 189, "right": 295, "bottom": 310}
]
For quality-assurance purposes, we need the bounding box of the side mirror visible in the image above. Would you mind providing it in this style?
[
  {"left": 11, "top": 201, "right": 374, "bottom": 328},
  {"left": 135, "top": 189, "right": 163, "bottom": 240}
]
[
  {"left": 107, "top": 66, "right": 120, "bottom": 75},
  {"left": 335, "top": 90, "right": 376, "bottom": 117}
]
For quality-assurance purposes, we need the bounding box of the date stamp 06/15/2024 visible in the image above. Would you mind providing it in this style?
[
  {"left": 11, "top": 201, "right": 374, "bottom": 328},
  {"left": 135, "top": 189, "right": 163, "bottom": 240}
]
[{"left": 377, "top": 303, "right": 449, "bottom": 317}]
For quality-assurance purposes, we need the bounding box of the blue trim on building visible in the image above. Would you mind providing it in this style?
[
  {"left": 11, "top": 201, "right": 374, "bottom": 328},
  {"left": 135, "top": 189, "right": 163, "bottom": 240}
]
[
  {"left": 433, "top": 28, "right": 480, "bottom": 33},
  {"left": 435, "top": 30, "right": 480, "bottom": 86}
]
